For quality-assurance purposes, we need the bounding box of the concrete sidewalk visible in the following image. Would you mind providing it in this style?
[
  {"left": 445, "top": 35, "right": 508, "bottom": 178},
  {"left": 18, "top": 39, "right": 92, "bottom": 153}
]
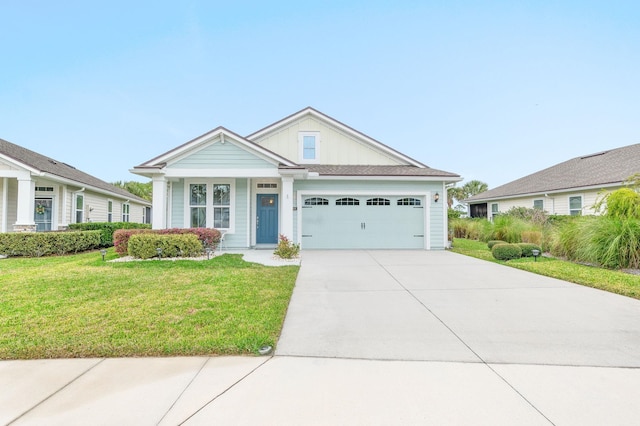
[{"left": 2, "top": 250, "right": 640, "bottom": 425}]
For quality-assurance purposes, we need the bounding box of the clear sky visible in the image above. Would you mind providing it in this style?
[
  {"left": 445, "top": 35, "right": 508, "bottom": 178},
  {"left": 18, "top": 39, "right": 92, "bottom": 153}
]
[{"left": 1, "top": 1, "right": 638, "bottom": 189}]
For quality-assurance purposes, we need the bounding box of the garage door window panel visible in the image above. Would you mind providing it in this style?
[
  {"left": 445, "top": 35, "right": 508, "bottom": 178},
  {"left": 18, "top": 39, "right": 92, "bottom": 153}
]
[
  {"left": 336, "top": 198, "right": 360, "bottom": 206},
  {"left": 304, "top": 197, "right": 329, "bottom": 206},
  {"left": 398, "top": 198, "right": 421, "bottom": 206},
  {"left": 367, "top": 198, "right": 390, "bottom": 206}
]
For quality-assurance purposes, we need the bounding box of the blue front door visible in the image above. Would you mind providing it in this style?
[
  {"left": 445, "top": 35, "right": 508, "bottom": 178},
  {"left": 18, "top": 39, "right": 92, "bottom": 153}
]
[{"left": 257, "top": 194, "right": 278, "bottom": 244}]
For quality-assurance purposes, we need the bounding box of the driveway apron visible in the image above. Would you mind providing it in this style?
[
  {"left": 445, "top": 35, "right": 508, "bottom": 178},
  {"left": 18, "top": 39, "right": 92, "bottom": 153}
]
[{"left": 276, "top": 250, "right": 640, "bottom": 367}]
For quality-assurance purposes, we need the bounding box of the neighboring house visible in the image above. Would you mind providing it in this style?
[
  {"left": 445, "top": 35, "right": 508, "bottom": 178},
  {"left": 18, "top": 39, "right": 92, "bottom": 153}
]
[
  {"left": 465, "top": 143, "right": 640, "bottom": 219},
  {"left": 0, "top": 138, "right": 151, "bottom": 232},
  {"left": 132, "top": 107, "right": 461, "bottom": 249}
]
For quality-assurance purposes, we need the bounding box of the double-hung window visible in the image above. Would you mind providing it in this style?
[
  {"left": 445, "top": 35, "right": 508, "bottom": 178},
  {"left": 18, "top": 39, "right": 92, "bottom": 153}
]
[
  {"left": 107, "top": 200, "right": 113, "bottom": 222},
  {"left": 186, "top": 180, "right": 233, "bottom": 230},
  {"left": 190, "top": 184, "right": 207, "bottom": 228},
  {"left": 122, "top": 203, "right": 130, "bottom": 222},
  {"left": 213, "top": 184, "right": 230, "bottom": 229},
  {"left": 569, "top": 196, "right": 582, "bottom": 216},
  {"left": 75, "top": 193, "right": 84, "bottom": 223}
]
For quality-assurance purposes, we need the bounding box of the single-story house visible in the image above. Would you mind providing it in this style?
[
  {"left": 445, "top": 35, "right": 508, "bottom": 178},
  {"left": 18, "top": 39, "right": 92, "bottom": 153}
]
[
  {"left": 0, "top": 138, "right": 151, "bottom": 232},
  {"left": 132, "top": 107, "right": 461, "bottom": 249},
  {"left": 465, "top": 143, "right": 640, "bottom": 219}
]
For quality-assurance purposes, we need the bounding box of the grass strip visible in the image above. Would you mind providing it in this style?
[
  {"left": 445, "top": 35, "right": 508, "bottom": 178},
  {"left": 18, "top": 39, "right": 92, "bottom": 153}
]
[{"left": 451, "top": 238, "right": 640, "bottom": 300}]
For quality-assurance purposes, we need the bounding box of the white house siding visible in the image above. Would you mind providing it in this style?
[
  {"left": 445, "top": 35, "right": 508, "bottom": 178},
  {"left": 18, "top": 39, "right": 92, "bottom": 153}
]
[
  {"left": 170, "top": 138, "right": 275, "bottom": 169},
  {"left": 251, "top": 116, "right": 401, "bottom": 166},
  {"left": 488, "top": 188, "right": 612, "bottom": 217},
  {"left": 292, "top": 180, "right": 446, "bottom": 249}
]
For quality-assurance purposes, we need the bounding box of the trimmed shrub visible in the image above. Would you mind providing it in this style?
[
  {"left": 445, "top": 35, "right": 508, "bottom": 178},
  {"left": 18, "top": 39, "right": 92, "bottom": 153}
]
[
  {"left": 491, "top": 243, "right": 522, "bottom": 261},
  {"left": 487, "top": 240, "right": 506, "bottom": 249},
  {"left": 114, "top": 227, "right": 221, "bottom": 256},
  {"left": 0, "top": 231, "right": 101, "bottom": 257},
  {"left": 127, "top": 234, "right": 203, "bottom": 259},
  {"left": 517, "top": 243, "right": 542, "bottom": 257},
  {"left": 68, "top": 222, "right": 151, "bottom": 247}
]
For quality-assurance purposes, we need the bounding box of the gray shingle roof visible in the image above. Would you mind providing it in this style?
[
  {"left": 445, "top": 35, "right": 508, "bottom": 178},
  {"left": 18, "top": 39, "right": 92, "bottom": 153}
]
[
  {"left": 303, "top": 165, "right": 460, "bottom": 178},
  {"left": 466, "top": 143, "right": 640, "bottom": 202},
  {"left": 0, "top": 138, "right": 148, "bottom": 203}
]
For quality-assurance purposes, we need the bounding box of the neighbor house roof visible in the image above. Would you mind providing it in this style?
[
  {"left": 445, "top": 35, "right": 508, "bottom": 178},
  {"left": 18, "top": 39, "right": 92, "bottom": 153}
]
[
  {"left": 0, "top": 138, "right": 148, "bottom": 203},
  {"left": 466, "top": 143, "right": 640, "bottom": 203}
]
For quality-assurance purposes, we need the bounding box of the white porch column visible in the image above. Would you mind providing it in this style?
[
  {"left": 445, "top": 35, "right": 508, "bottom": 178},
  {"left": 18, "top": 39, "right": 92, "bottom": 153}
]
[
  {"left": 280, "top": 176, "right": 294, "bottom": 240},
  {"left": 14, "top": 173, "right": 36, "bottom": 232},
  {"left": 152, "top": 176, "right": 167, "bottom": 229}
]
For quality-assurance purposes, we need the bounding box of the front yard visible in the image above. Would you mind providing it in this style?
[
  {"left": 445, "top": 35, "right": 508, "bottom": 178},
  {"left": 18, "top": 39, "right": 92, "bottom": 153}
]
[
  {"left": 0, "top": 249, "right": 299, "bottom": 359},
  {"left": 451, "top": 238, "right": 640, "bottom": 300}
]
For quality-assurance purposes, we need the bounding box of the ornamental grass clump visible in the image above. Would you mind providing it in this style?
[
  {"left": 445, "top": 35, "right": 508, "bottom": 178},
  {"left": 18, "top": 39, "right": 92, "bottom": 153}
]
[{"left": 491, "top": 243, "right": 522, "bottom": 261}]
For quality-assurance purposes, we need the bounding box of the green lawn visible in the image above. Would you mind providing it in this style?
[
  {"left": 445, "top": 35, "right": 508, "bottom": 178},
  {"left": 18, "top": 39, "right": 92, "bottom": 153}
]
[
  {"left": 451, "top": 238, "right": 640, "bottom": 300},
  {"left": 0, "top": 249, "right": 299, "bottom": 359}
]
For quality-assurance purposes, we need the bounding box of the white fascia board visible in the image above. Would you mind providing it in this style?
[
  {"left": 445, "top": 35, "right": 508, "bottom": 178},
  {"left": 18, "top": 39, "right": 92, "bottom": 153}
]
[
  {"left": 163, "top": 168, "right": 283, "bottom": 178},
  {"left": 0, "top": 154, "right": 41, "bottom": 175},
  {"left": 307, "top": 175, "right": 460, "bottom": 182},
  {"left": 129, "top": 167, "right": 164, "bottom": 178}
]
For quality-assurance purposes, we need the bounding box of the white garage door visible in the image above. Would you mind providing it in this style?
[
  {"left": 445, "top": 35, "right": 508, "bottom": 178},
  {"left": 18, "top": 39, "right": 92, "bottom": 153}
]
[{"left": 301, "top": 195, "right": 425, "bottom": 249}]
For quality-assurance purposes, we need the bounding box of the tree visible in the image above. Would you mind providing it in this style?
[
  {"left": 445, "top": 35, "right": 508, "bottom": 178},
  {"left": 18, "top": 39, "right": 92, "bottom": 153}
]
[
  {"left": 449, "top": 180, "right": 489, "bottom": 207},
  {"left": 112, "top": 180, "right": 152, "bottom": 201}
]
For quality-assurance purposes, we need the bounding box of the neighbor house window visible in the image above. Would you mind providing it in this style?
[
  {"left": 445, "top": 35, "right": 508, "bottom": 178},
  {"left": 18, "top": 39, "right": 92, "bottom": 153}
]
[
  {"left": 107, "top": 200, "right": 113, "bottom": 222},
  {"left": 122, "top": 203, "right": 130, "bottom": 222},
  {"left": 213, "top": 184, "right": 230, "bottom": 229},
  {"left": 298, "top": 131, "right": 319, "bottom": 163},
  {"left": 75, "top": 193, "right": 84, "bottom": 223},
  {"left": 533, "top": 199, "right": 543, "bottom": 210},
  {"left": 569, "top": 196, "right": 582, "bottom": 216},
  {"left": 190, "top": 184, "right": 207, "bottom": 228}
]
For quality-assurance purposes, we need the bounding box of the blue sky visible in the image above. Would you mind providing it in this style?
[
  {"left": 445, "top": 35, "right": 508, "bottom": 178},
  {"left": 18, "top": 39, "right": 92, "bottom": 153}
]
[{"left": 1, "top": 1, "right": 638, "bottom": 189}]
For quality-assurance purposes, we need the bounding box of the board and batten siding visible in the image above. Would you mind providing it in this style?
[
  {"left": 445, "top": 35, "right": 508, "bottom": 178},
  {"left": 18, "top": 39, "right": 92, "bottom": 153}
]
[
  {"left": 252, "top": 116, "right": 401, "bottom": 166},
  {"left": 170, "top": 139, "right": 275, "bottom": 169}
]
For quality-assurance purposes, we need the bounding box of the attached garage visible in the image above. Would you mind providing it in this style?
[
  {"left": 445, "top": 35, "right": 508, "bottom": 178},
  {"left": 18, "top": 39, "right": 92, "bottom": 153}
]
[{"left": 300, "top": 194, "right": 426, "bottom": 249}]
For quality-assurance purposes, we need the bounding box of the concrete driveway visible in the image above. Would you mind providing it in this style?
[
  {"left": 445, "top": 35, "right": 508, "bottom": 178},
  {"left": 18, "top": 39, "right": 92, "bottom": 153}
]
[{"left": 3, "top": 250, "right": 640, "bottom": 425}]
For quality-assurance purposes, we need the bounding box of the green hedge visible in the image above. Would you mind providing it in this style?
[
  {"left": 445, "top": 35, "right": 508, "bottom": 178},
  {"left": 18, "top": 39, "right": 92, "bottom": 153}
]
[
  {"left": 0, "top": 231, "right": 101, "bottom": 257},
  {"left": 517, "top": 243, "right": 542, "bottom": 257},
  {"left": 127, "top": 234, "right": 203, "bottom": 259},
  {"left": 114, "top": 228, "right": 221, "bottom": 256},
  {"left": 487, "top": 240, "right": 506, "bottom": 249},
  {"left": 68, "top": 222, "right": 151, "bottom": 247},
  {"left": 491, "top": 243, "right": 522, "bottom": 261}
]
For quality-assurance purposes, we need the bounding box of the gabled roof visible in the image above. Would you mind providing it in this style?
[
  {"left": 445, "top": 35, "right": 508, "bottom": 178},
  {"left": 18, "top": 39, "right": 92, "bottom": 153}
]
[
  {"left": 134, "top": 126, "right": 297, "bottom": 171},
  {"left": 247, "top": 107, "right": 430, "bottom": 168},
  {"left": 466, "top": 143, "right": 640, "bottom": 202},
  {"left": 0, "top": 138, "right": 148, "bottom": 203}
]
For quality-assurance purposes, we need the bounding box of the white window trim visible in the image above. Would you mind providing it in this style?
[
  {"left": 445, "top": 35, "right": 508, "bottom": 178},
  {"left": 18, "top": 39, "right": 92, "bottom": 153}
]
[
  {"left": 298, "top": 131, "right": 320, "bottom": 164},
  {"left": 568, "top": 195, "right": 583, "bottom": 216},
  {"left": 107, "top": 199, "right": 113, "bottom": 223},
  {"left": 533, "top": 199, "right": 544, "bottom": 210},
  {"left": 122, "top": 202, "right": 130, "bottom": 222},
  {"left": 183, "top": 179, "right": 235, "bottom": 232},
  {"left": 74, "top": 192, "right": 84, "bottom": 224}
]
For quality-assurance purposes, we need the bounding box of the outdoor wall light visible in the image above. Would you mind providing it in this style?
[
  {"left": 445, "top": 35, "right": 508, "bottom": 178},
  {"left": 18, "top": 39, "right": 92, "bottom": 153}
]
[
  {"left": 434, "top": 192, "right": 440, "bottom": 202},
  {"left": 532, "top": 249, "right": 540, "bottom": 261},
  {"left": 100, "top": 249, "right": 107, "bottom": 261},
  {"left": 156, "top": 247, "right": 163, "bottom": 259},
  {"left": 205, "top": 247, "right": 213, "bottom": 260}
]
